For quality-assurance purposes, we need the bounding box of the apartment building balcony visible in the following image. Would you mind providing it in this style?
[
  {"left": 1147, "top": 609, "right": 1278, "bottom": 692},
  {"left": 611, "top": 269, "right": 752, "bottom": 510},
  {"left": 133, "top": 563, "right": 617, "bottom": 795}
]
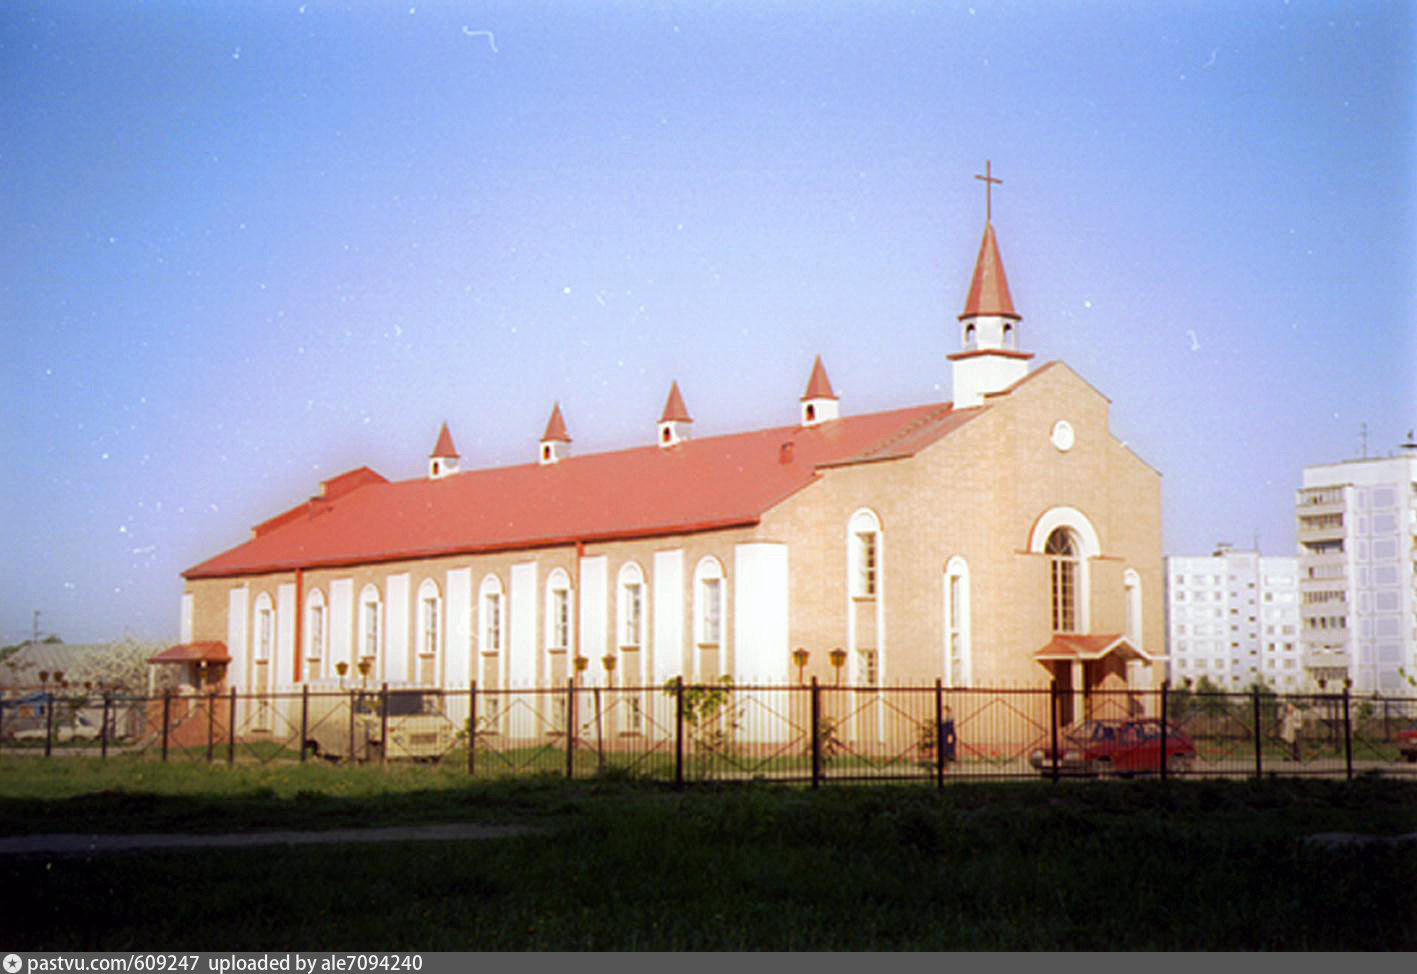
[
  {"left": 1297, "top": 523, "right": 1346, "bottom": 544},
  {"left": 1295, "top": 490, "right": 1346, "bottom": 515},
  {"left": 1302, "top": 646, "right": 1350, "bottom": 685}
]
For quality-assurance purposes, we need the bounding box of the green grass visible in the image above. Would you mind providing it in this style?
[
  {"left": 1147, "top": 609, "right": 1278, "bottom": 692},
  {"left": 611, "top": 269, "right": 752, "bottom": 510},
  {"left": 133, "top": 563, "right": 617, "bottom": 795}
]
[{"left": 2, "top": 760, "right": 1415, "bottom": 949}]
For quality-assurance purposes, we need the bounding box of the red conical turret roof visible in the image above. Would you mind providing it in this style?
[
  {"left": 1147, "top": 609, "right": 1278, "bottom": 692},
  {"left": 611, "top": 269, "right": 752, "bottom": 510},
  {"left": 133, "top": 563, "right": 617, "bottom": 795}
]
[
  {"left": 801, "top": 355, "right": 838, "bottom": 401},
  {"left": 430, "top": 422, "right": 459, "bottom": 459},
  {"left": 959, "top": 222, "right": 1019, "bottom": 320},
  {"left": 659, "top": 381, "right": 692, "bottom": 423},
  {"left": 542, "top": 402, "right": 571, "bottom": 443}
]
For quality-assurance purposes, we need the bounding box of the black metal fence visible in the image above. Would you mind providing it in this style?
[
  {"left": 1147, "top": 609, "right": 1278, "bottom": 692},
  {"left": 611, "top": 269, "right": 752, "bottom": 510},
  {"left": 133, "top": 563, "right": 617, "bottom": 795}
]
[{"left": 2, "top": 680, "right": 1414, "bottom": 784}]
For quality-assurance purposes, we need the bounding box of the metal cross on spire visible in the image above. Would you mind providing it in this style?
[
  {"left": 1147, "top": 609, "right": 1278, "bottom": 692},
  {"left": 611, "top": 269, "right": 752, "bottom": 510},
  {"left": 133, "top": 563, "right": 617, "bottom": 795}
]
[{"left": 975, "top": 160, "right": 1002, "bottom": 223}]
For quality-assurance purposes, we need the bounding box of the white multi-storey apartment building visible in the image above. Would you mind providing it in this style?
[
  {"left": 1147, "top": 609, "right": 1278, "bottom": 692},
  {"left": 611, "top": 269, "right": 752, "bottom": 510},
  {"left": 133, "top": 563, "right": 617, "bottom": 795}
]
[
  {"left": 1297, "top": 449, "right": 1417, "bottom": 694},
  {"left": 1165, "top": 546, "right": 1302, "bottom": 692}
]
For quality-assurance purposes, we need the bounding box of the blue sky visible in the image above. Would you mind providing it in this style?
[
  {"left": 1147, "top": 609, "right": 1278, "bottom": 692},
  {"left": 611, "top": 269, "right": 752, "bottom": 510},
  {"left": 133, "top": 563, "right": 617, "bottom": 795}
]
[{"left": 3, "top": 1, "right": 1413, "bottom": 645}]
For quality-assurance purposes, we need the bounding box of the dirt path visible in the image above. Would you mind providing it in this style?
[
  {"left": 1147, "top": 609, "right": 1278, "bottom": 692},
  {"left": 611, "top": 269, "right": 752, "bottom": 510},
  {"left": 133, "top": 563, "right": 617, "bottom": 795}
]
[{"left": 0, "top": 823, "right": 538, "bottom": 856}]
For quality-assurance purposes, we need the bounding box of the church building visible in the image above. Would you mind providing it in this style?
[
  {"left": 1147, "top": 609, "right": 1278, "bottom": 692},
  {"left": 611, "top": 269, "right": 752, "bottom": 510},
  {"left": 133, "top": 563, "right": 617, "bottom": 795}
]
[{"left": 176, "top": 180, "right": 1164, "bottom": 728}]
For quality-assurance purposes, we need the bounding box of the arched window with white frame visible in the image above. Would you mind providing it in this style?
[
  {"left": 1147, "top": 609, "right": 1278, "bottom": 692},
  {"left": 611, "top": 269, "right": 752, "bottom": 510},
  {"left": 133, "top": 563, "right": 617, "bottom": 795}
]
[
  {"left": 305, "top": 588, "right": 327, "bottom": 682},
  {"left": 417, "top": 578, "right": 442, "bottom": 685},
  {"left": 252, "top": 592, "right": 275, "bottom": 729},
  {"left": 479, "top": 574, "right": 504, "bottom": 655},
  {"left": 1045, "top": 528, "right": 1080, "bottom": 633},
  {"left": 357, "top": 584, "right": 383, "bottom": 682},
  {"left": 1029, "top": 507, "right": 1100, "bottom": 636},
  {"left": 693, "top": 557, "right": 725, "bottom": 649},
  {"left": 944, "top": 556, "right": 971, "bottom": 687},
  {"left": 848, "top": 508, "right": 882, "bottom": 600},
  {"left": 545, "top": 569, "right": 572, "bottom": 653},
  {"left": 618, "top": 562, "right": 646, "bottom": 650}
]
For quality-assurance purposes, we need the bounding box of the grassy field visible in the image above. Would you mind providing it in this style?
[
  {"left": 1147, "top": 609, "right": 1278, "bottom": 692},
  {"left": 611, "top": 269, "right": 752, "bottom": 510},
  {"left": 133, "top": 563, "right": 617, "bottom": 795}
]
[{"left": 2, "top": 759, "right": 1415, "bottom": 950}]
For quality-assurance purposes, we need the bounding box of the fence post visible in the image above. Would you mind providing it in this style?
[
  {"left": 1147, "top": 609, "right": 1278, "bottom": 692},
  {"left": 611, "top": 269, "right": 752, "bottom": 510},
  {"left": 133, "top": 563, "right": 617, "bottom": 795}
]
[
  {"left": 934, "top": 678, "right": 945, "bottom": 791},
  {"left": 1342, "top": 685, "right": 1353, "bottom": 781},
  {"left": 467, "top": 682, "right": 477, "bottom": 776},
  {"left": 380, "top": 683, "right": 389, "bottom": 766},
  {"left": 101, "top": 693, "right": 111, "bottom": 760},
  {"left": 1049, "top": 680, "right": 1060, "bottom": 784},
  {"left": 44, "top": 691, "right": 55, "bottom": 759},
  {"left": 206, "top": 691, "right": 216, "bottom": 763},
  {"left": 348, "top": 689, "right": 356, "bottom": 761},
  {"left": 161, "top": 694, "right": 172, "bottom": 759},
  {"left": 299, "top": 684, "right": 309, "bottom": 764},
  {"left": 810, "top": 677, "right": 821, "bottom": 789},
  {"left": 1159, "top": 681, "right": 1169, "bottom": 784},
  {"left": 1252, "top": 688, "right": 1263, "bottom": 779},
  {"left": 566, "top": 677, "right": 576, "bottom": 780},
  {"left": 674, "top": 677, "right": 685, "bottom": 790},
  {"left": 593, "top": 686, "right": 605, "bottom": 773},
  {"left": 227, "top": 687, "right": 237, "bottom": 765}
]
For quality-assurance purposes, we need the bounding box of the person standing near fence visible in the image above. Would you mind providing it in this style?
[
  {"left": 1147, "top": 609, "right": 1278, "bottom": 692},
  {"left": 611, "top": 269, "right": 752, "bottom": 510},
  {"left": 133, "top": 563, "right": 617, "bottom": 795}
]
[
  {"left": 1279, "top": 699, "right": 1302, "bottom": 762},
  {"left": 942, "top": 706, "right": 957, "bottom": 767}
]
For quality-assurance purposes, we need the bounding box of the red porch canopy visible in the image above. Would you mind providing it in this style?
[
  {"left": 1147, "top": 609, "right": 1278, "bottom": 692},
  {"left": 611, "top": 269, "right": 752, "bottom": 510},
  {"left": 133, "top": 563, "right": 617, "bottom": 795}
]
[{"left": 149, "top": 641, "right": 231, "bottom": 665}]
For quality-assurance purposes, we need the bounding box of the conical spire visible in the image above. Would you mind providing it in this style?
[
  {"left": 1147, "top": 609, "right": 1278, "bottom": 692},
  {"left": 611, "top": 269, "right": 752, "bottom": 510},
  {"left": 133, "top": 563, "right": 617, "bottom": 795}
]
[
  {"left": 799, "top": 355, "right": 840, "bottom": 427},
  {"left": 959, "top": 222, "right": 1019, "bottom": 321},
  {"left": 430, "top": 422, "right": 459, "bottom": 459},
  {"left": 538, "top": 403, "right": 571, "bottom": 465},
  {"left": 428, "top": 422, "right": 460, "bottom": 479},
  {"left": 657, "top": 381, "right": 693, "bottom": 447},
  {"left": 801, "top": 355, "right": 837, "bottom": 401},
  {"left": 659, "top": 381, "right": 692, "bottom": 423},
  {"left": 541, "top": 402, "right": 571, "bottom": 443}
]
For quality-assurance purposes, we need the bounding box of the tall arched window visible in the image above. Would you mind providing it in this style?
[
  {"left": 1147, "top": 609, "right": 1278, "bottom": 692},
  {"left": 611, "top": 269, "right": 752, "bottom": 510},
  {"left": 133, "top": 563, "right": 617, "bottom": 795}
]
[
  {"left": 252, "top": 592, "right": 275, "bottom": 730},
  {"left": 479, "top": 575, "right": 504, "bottom": 654},
  {"left": 693, "top": 557, "right": 725, "bottom": 648},
  {"left": 357, "top": 585, "right": 382, "bottom": 677},
  {"left": 417, "top": 579, "right": 442, "bottom": 685},
  {"left": 1046, "top": 528, "right": 1079, "bottom": 633},
  {"left": 305, "top": 588, "right": 327, "bottom": 681},
  {"left": 545, "top": 569, "right": 572, "bottom": 653},
  {"left": 618, "top": 562, "right": 645, "bottom": 650},
  {"left": 944, "top": 556, "right": 971, "bottom": 687},
  {"left": 254, "top": 593, "right": 275, "bottom": 664},
  {"left": 848, "top": 509, "right": 882, "bottom": 599}
]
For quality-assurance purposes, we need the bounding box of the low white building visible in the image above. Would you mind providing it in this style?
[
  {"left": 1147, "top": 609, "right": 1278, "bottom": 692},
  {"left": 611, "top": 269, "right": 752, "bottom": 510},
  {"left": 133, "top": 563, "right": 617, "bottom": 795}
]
[
  {"left": 1165, "top": 546, "right": 1302, "bottom": 692},
  {"left": 1296, "top": 447, "right": 1417, "bottom": 694}
]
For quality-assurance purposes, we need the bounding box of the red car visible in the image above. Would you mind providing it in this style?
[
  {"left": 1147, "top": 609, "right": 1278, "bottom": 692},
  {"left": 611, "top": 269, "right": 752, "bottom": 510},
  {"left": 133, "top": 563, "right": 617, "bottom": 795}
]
[
  {"left": 1397, "top": 726, "right": 1417, "bottom": 763},
  {"left": 1030, "top": 718, "right": 1196, "bottom": 777}
]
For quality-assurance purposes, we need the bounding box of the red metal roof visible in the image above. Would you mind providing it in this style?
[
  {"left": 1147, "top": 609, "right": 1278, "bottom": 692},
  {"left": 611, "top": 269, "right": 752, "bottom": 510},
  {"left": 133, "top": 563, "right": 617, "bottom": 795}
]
[
  {"left": 1032, "top": 634, "right": 1140, "bottom": 662},
  {"left": 150, "top": 642, "right": 232, "bottom": 665},
  {"left": 659, "top": 381, "right": 692, "bottom": 423},
  {"left": 430, "top": 422, "right": 459, "bottom": 459},
  {"left": 960, "top": 222, "right": 1019, "bottom": 320},
  {"left": 185, "top": 400, "right": 984, "bottom": 579},
  {"left": 541, "top": 403, "right": 571, "bottom": 443},
  {"left": 801, "top": 355, "right": 837, "bottom": 401}
]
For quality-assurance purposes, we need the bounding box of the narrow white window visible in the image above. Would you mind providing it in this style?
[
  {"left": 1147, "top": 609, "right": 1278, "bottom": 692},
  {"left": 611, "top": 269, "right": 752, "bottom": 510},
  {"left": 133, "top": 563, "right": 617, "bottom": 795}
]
[
  {"left": 848, "top": 509, "right": 883, "bottom": 599},
  {"left": 546, "top": 573, "right": 572, "bottom": 651},
  {"left": 306, "top": 589, "right": 326, "bottom": 680},
  {"left": 694, "top": 557, "right": 725, "bottom": 648},
  {"left": 944, "top": 556, "right": 971, "bottom": 687},
  {"left": 619, "top": 562, "right": 645, "bottom": 649},
  {"left": 480, "top": 575, "right": 504, "bottom": 654},
  {"left": 417, "top": 579, "right": 441, "bottom": 685},
  {"left": 358, "top": 585, "right": 382, "bottom": 671},
  {"left": 1046, "top": 528, "right": 1079, "bottom": 633}
]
